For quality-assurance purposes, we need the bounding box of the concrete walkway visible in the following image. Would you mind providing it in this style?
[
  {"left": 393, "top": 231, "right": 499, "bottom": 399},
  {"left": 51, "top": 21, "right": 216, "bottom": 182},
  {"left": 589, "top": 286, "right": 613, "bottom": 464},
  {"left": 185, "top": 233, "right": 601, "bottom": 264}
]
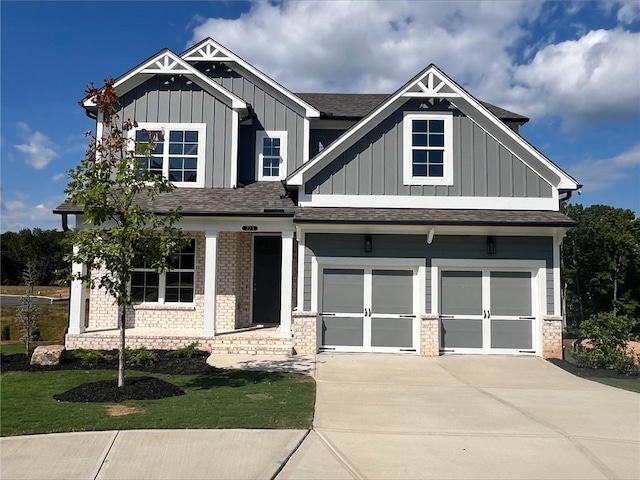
[{"left": 1, "top": 355, "right": 638, "bottom": 479}]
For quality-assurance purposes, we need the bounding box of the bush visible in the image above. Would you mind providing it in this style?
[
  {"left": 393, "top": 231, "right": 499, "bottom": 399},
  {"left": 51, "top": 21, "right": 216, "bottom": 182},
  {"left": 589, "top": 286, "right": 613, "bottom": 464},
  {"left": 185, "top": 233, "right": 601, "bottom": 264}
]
[
  {"left": 576, "top": 312, "right": 639, "bottom": 375},
  {"left": 125, "top": 347, "right": 157, "bottom": 367},
  {"left": 74, "top": 349, "right": 113, "bottom": 367},
  {"left": 1, "top": 325, "right": 10, "bottom": 341},
  {"left": 169, "top": 342, "right": 201, "bottom": 359}
]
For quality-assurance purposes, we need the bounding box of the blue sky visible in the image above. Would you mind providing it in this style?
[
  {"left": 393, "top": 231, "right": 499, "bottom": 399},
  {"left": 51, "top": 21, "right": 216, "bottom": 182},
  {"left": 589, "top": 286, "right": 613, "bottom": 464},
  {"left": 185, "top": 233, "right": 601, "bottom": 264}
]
[{"left": 1, "top": 1, "right": 639, "bottom": 232}]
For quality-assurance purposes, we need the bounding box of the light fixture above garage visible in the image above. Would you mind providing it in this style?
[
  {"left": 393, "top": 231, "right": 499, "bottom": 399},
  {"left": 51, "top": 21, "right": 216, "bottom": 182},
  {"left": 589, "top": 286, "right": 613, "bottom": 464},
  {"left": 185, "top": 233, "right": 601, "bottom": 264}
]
[
  {"left": 487, "top": 236, "right": 497, "bottom": 255},
  {"left": 364, "top": 234, "right": 373, "bottom": 253}
]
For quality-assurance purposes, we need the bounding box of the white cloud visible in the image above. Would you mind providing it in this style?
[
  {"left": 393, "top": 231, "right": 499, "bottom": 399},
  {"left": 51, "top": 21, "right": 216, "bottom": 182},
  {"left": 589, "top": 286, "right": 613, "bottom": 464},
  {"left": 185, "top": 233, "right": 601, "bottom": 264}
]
[
  {"left": 14, "top": 122, "right": 59, "bottom": 169},
  {"left": 188, "top": 1, "right": 639, "bottom": 128},
  {"left": 52, "top": 173, "right": 65, "bottom": 182},
  {"left": 616, "top": 1, "right": 640, "bottom": 25},
  {"left": 568, "top": 143, "right": 640, "bottom": 191},
  {"left": 0, "top": 197, "right": 62, "bottom": 233}
]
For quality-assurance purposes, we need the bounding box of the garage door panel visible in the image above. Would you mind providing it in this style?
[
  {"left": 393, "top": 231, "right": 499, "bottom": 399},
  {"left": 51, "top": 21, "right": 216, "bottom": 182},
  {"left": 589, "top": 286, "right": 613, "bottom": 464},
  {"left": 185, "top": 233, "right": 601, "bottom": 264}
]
[
  {"left": 372, "top": 270, "right": 413, "bottom": 315},
  {"left": 371, "top": 318, "right": 413, "bottom": 348},
  {"left": 441, "top": 318, "right": 483, "bottom": 349},
  {"left": 491, "top": 319, "right": 532, "bottom": 349},
  {"left": 322, "top": 316, "right": 364, "bottom": 347},
  {"left": 322, "top": 268, "right": 364, "bottom": 313},
  {"left": 490, "top": 272, "right": 531, "bottom": 317},
  {"left": 441, "top": 271, "right": 482, "bottom": 316}
]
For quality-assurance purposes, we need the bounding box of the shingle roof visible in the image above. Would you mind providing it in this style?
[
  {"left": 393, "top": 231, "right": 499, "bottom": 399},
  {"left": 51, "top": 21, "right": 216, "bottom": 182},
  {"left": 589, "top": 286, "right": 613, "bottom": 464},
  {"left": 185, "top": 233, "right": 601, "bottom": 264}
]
[
  {"left": 293, "top": 207, "right": 575, "bottom": 227},
  {"left": 54, "top": 182, "right": 297, "bottom": 217},
  {"left": 296, "top": 93, "right": 529, "bottom": 123}
]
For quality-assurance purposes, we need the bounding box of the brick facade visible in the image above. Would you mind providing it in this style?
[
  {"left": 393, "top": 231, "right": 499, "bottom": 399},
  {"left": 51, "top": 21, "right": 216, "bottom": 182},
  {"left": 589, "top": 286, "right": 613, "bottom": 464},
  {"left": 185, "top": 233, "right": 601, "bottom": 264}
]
[
  {"left": 542, "top": 315, "right": 563, "bottom": 359},
  {"left": 292, "top": 311, "right": 318, "bottom": 355},
  {"left": 215, "top": 232, "right": 252, "bottom": 332},
  {"left": 420, "top": 314, "right": 440, "bottom": 356}
]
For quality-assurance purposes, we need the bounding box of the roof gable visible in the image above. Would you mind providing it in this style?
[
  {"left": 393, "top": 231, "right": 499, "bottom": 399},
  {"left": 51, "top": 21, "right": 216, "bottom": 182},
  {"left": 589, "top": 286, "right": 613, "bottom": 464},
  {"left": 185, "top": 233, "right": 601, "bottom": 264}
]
[
  {"left": 288, "top": 65, "right": 579, "bottom": 191},
  {"left": 181, "top": 38, "right": 320, "bottom": 117},
  {"left": 83, "top": 49, "right": 246, "bottom": 110}
]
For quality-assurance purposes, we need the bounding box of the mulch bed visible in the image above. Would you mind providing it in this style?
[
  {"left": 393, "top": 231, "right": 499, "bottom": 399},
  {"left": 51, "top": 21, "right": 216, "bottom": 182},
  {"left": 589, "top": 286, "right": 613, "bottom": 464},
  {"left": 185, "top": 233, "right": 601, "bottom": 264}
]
[
  {"left": 53, "top": 376, "right": 185, "bottom": 403},
  {"left": 548, "top": 358, "right": 639, "bottom": 379}
]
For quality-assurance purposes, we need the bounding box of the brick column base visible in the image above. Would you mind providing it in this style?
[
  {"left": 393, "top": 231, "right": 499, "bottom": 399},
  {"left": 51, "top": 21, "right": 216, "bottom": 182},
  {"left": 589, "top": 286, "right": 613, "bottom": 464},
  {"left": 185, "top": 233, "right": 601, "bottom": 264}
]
[
  {"left": 543, "top": 316, "right": 563, "bottom": 359},
  {"left": 421, "top": 314, "right": 440, "bottom": 356},
  {"left": 292, "top": 311, "right": 317, "bottom": 355}
]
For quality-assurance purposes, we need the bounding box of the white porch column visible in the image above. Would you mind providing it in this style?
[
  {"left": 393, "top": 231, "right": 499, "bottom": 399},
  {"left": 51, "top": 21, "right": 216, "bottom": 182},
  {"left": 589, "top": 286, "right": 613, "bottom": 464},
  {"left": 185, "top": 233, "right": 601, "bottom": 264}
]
[
  {"left": 280, "top": 231, "right": 294, "bottom": 337},
  {"left": 68, "top": 247, "right": 86, "bottom": 335},
  {"left": 203, "top": 231, "right": 218, "bottom": 336}
]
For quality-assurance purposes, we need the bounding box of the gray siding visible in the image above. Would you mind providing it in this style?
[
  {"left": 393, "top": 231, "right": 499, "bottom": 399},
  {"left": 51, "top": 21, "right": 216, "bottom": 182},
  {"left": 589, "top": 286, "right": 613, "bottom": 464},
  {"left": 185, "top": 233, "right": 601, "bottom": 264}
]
[
  {"left": 303, "top": 234, "right": 554, "bottom": 315},
  {"left": 309, "top": 129, "right": 347, "bottom": 158},
  {"left": 197, "top": 63, "right": 306, "bottom": 183},
  {"left": 119, "top": 76, "right": 234, "bottom": 188},
  {"left": 305, "top": 99, "right": 552, "bottom": 198}
]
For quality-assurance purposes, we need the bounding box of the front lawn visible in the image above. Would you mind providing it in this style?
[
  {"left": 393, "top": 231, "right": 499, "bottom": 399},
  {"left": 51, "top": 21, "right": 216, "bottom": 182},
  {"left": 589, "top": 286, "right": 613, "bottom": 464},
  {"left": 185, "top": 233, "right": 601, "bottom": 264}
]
[{"left": 1, "top": 352, "right": 315, "bottom": 436}]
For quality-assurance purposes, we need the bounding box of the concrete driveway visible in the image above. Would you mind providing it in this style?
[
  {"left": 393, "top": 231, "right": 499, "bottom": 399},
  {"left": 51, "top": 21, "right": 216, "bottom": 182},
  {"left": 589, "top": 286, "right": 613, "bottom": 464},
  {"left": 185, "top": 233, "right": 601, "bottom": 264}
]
[{"left": 278, "top": 355, "right": 639, "bottom": 480}]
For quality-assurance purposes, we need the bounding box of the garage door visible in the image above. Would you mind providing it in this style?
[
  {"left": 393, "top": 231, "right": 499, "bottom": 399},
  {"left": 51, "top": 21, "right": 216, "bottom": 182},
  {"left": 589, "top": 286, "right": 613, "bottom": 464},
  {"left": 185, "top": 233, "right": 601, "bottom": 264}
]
[
  {"left": 319, "top": 266, "right": 419, "bottom": 353},
  {"left": 439, "top": 269, "right": 536, "bottom": 354}
]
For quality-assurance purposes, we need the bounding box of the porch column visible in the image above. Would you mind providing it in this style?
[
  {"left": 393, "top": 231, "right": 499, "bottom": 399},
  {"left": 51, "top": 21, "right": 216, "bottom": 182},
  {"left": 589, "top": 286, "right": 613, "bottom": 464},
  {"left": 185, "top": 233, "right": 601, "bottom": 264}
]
[
  {"left": 203, "top": 231, "right": 218, "bottom": 336},
  {"left": 68, "top": 247, "right": 86, "bottom": 335},
  {"left": 280, "top": 231, "right": 294, "bottom": 337}
]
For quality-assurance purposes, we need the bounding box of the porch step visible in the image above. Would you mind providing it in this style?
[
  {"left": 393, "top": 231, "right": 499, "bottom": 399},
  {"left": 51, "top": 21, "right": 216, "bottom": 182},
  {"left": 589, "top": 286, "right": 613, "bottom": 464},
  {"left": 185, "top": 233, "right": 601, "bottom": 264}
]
[{"left": 211, "top": 336, "right": 294, "bottom": 356}]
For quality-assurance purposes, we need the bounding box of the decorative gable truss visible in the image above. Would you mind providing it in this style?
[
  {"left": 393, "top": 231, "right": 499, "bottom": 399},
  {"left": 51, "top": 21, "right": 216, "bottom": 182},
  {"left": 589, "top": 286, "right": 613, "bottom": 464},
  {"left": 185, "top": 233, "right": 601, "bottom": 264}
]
[{"left": 403, "top": 71, "right": 459, "bottom": 98}]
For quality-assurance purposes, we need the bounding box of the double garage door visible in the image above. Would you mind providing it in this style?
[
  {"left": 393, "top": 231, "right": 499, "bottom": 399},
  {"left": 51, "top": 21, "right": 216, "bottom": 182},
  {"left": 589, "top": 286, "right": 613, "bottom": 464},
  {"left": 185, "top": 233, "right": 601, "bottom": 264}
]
[{"left": 318, "top": 259, "right": 541, "bottom": 355}]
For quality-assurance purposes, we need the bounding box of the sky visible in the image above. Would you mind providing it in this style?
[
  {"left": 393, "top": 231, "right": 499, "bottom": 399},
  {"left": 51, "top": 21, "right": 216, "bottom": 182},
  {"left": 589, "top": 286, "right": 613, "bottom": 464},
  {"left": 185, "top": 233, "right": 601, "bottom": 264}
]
[{"left": 1, "top": 0, "right": 639, "bottom": 232}]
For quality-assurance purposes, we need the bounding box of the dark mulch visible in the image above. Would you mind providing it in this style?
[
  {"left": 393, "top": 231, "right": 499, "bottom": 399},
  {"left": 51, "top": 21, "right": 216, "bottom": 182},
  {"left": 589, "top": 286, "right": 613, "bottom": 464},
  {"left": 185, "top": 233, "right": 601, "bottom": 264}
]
[
  {"left": 0, "top": 349, "right": 213, "bottom": 375},
  {"left": 548, "top": 358, "right": 639, "bottom": 379},
  {"left": 53, "top": 376, "right": 185, "bottom": 403}
]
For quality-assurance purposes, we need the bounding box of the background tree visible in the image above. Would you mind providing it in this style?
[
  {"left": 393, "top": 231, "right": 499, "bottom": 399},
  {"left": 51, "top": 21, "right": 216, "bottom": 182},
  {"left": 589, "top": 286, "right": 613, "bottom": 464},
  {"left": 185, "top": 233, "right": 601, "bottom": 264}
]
[
  {"left": 17, "top": 261, "right": 39, "bottom": 356},
  {"left": 65, "top": 78, "right": 187, "bottom": 387}
]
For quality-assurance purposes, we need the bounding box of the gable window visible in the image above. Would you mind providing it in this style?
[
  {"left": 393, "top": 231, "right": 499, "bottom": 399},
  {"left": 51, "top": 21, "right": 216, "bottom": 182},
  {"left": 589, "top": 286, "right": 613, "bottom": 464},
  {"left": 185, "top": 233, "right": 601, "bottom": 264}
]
[
  {"left": 402, "top": 112, "right": 453, "bottom": 186},
  {"left": 132, "top": 123, "right": 206, "bottom": 188},
  {"left": 256, "top": 131, "right": 287, "bottom": 181},
  {"left": 131, "top": 239, "right": 196, "bottom": 304}
]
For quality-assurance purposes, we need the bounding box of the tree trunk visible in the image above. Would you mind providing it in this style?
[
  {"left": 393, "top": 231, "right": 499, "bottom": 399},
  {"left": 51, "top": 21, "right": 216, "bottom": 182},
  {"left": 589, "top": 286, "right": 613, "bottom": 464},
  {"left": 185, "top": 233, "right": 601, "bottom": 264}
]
[{"left": 118, "top": 304, "right": 126, "bottom": 387}]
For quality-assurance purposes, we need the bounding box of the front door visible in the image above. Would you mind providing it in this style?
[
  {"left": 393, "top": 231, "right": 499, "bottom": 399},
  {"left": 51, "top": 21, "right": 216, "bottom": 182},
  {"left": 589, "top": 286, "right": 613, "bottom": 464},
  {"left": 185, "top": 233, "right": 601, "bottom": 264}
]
[{"left": 252, "top": 236, "right": 281, "bottom": 324}]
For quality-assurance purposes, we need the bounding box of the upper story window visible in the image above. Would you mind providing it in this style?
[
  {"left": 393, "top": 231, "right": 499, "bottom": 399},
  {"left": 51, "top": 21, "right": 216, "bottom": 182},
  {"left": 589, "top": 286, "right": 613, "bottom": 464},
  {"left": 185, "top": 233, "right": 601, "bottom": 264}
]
[
  {"left": 131, "top": 239, "right": 196, "bottom": 304},
  {"left": 256, "top": 130, "right": 287, "bottom": 181},
  {"left": 132, "top": 123, "right": 206, "bottom": 188},
  {"left": 402, "top": 112, "right": 453, "bottom": 186}
]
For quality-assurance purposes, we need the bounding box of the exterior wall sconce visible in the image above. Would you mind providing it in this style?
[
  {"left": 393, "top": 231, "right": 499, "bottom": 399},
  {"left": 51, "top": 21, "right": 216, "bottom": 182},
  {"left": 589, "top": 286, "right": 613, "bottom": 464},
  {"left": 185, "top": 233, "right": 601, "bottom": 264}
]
[
  {"left": 486, "top": 236, "right": 497, "bottom": 255},
  {"left": 364, "top": 234, "right": 373, "bottom": 253}
]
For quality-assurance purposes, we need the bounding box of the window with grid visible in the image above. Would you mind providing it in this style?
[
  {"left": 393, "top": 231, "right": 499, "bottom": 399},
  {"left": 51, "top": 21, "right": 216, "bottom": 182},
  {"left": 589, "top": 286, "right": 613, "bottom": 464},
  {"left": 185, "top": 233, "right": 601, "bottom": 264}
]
[
  {"left": 256, "top": 131, "right": 287, "bottom": 181},
  {"left": 403, "top": 113, "right": 453, "bottom": 186},
  {"left": 132, "top": 123, "right": 205, "bottom": 187},
  {"left": 130, "top": 239, "right": 196, "bottom": 304}
]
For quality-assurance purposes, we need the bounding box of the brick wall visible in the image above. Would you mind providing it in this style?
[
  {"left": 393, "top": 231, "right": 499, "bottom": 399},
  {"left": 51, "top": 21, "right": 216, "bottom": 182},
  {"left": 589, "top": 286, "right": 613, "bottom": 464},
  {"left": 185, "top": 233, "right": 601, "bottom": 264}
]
[
  {"left": 292, "top": 311, "right": 317, "bottom": 355},
  {"left": 543, "top": 316, "right": 563, "bottom": 359},
  {"left": 215, "top": 232, "right": 252, "bottom": 332},
  {"left": 420, "top": 314, "right": 440, "bottom": 356}
]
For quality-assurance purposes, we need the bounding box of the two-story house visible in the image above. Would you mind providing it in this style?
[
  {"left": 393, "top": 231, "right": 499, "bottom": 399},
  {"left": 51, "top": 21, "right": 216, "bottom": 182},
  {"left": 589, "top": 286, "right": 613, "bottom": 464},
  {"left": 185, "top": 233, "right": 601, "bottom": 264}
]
[{"left": 55, "top": 37, "right": 580, "bottom": 358}]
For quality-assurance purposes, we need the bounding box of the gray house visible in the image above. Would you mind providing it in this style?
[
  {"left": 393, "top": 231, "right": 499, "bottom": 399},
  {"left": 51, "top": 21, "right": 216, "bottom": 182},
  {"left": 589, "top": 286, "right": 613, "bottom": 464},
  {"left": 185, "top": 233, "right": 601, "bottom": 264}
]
[{"left": 56, "top": 37, "right": 580, "bottom": 358}]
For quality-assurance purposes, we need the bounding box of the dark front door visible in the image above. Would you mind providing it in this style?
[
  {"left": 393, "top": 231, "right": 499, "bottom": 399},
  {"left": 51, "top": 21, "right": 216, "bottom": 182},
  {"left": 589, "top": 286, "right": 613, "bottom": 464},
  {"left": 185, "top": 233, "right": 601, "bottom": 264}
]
[{"left": 252, "top": 236, "right": 282, "bottom": 324}]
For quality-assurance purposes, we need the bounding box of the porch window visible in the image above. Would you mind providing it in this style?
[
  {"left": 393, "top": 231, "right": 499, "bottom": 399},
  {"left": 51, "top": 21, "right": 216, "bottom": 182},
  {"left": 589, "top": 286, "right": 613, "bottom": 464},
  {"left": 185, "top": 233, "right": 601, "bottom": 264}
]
[
  {"left": 256, "top": 130, "right": 287, "bottom": 181},
  {"left": 131, "top": 239, "right": 196, "bottom": 304},
  {"left": 402, "top": 112, "right": 453, "bottom": 186},
  {"left": 132, "top": 123, "right": 206, "bottom": 188}
]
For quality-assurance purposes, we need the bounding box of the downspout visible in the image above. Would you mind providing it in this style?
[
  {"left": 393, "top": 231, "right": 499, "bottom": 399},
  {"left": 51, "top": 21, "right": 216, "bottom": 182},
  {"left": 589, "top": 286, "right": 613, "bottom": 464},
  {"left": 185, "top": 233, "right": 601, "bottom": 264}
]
[{"left": 61, "top": 213, "right": 70, "bottom": 232}]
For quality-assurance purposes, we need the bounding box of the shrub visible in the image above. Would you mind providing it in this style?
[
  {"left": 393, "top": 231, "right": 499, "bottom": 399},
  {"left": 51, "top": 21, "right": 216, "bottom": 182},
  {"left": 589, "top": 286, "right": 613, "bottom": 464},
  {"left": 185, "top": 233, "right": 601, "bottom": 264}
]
[
  {"left": 169, "top": 342, "right": 201, "bottom": 359},
  {"left": 1, "top": 325, "right": 10, "bottom": 341},
  {"left": 74, "top": 349, "right": 113, "bottom": 367},
  {"left": 576, "top": 312, "right": 639, "bottom": 375},
  {"left": 125, "top": 347, "right": 157, "bottom": 367}
]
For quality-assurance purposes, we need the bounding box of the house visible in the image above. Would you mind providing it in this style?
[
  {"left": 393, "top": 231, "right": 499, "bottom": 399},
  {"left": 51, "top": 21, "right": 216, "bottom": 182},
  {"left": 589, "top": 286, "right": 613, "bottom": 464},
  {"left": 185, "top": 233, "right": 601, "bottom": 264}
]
[{"left": 55, "top": 37, "right": 580, "bottom": 358}]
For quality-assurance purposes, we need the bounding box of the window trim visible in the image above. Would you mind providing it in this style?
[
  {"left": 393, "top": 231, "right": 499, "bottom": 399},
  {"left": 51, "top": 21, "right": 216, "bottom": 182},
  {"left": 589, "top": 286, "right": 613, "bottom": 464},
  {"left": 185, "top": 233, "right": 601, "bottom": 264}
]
[
  {"left": 402, "top": 112, "right": 453, "bottom": 186},
  {"left": 130, "top": 238, "right": 197, "bottom": 306},
  {"left": 131, "top": 123, "right": 206, "bottom": 188},
  {"left": 256, "top": 130, "right": 287, "bottom": 181}
]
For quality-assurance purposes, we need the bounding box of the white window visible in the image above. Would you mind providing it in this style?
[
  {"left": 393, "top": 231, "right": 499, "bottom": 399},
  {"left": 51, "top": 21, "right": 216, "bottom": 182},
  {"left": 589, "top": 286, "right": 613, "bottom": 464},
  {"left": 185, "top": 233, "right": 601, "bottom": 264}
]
[
  {"left": 402, "top": 112, "right": 453, "bottom": 186},
  {"left": 131, "top": 239, "right": 196, "bottom": 304},
  {"left": 132, "top": 123, "right": 206, "bottom": 188},
  {"left": 256, "top": 131, "right": 287, "bottom": 181}
]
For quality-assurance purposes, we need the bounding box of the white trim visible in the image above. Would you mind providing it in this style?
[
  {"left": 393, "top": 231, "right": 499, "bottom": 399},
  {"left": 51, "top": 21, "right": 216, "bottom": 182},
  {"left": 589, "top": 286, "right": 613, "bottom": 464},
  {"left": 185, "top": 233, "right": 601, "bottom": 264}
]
[
  {"left": 230, "top": 110, "right": 239, "bottom": 188},
  {"left": 131, "top": 123, "right": 207, "bottom": 188},
  {"left": 181, "top": 38, "right": 320, "bottom": 117},
  {"left": 256, "top": 130, "right": 288, "bottom": 181},
  {"left": 296, "top": 223, "right": 561, "bottom": 237},
  {"left": 303, "top": 118, "right": 310, "bottom": 164},
  {"left": 402, "top": 112, "right": 453, "bottom": 186},
  {"left": 280, "top": 231, "right": 294, "bottom": 337},
  {"left": 296, "top": 230, "right": 306, "bottom": 311},
  {"left": 68, "top": 247, "right": 87, "bottom": 335},
  {"left": 203, "top": 231, "right": 218, "bottom": 336},
  {"left": 298, "top": 193, "right": 559, "bottom": 211}
]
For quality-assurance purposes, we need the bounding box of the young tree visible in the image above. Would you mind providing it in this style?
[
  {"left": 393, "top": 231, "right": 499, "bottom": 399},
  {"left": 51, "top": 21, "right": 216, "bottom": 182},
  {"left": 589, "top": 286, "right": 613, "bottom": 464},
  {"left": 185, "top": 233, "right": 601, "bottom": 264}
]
[
  {"left": 65, "top": 78, "right": 187, "bottom": 387},
  {"left": 17, "top": 261, "right": 39, "bottom": 356}
]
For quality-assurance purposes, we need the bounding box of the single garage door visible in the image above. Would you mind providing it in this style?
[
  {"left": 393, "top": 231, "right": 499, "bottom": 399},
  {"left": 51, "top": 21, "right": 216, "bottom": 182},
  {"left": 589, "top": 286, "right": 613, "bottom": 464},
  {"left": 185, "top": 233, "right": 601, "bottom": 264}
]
[
  {"left": 319, "top": 265, "right": 420, "bottom": 353},
  {"left": 439, "top": 269, "right": 537, "bottom": 354}
]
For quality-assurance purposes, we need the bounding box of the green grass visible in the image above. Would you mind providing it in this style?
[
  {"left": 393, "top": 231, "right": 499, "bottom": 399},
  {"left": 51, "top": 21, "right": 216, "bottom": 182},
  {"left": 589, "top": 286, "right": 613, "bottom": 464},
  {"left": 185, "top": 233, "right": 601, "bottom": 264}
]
[
  {"left": 563, "top": 349, "right": 640, "bottom": 393},
  {"left": 0, "top": 285, "right": 69, "bottom": 296},
  {"left": 1, "top": 301, "right": 69, "bottom": 344},
  {"left": 0, "top": 344, "right": 28, "bottom": 355},
  {"left": 0, "top": 368, "right": 315, "bottom": 436}
]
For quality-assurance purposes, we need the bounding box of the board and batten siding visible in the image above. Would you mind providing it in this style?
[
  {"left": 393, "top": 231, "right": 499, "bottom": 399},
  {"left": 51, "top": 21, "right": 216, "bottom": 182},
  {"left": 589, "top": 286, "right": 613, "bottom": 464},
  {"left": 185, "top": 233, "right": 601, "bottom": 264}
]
[
  {"left": 119, "top": 76, "right": 234, "bottom": 188},
  {"left": 304, "top": 99, "right": 553, "bottom": 198},
  {"left": 303, "top": 234, "right": 554, "bottom": 315},
  {"left": 197, "top": 63, "right": 306, "bottom": 182}
]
